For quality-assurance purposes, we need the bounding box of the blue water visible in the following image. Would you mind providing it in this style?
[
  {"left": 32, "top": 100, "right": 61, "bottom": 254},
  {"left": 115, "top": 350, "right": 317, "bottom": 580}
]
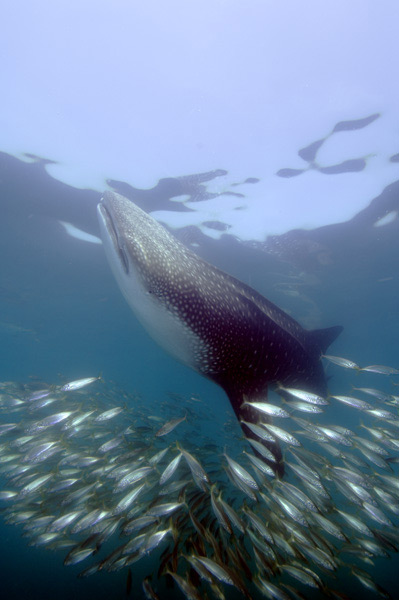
[{"left": 1, "top": 151, "right": 399, "bottom": 598}]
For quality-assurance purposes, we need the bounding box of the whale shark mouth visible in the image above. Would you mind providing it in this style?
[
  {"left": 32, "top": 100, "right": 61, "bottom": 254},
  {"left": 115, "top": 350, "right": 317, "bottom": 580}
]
[{"left": 98, "top": 200, "right": 129, "bottom": 275}]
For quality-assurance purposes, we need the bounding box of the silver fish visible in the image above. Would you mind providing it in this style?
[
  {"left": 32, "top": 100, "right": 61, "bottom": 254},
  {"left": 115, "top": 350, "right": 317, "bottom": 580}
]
[
  {"left": 19, "top": 474, "right": 53, "bottom": 497},
  {"left": 242, "top": 400, "right": 290, "bottom": 418},
  {"left": 49, "top": 510, "right": 83, "bottom": 532},
  {"left": 0, "top": 490, "right": 17, "bottom": 500},
  {"left": 155, "top": 414, "right": 186, "bottom": 437},
  {"left": 287, "top": 400, "right": 325, "bottom": 414},
  {"left": 60, "top": 376, "right": 100, "bottom": 392},
  {"left": 262, "top": 423, "right": 301, "bottom": 446},
  {"left": 159, "top": 453, "right": 182, "bottom": 486},
  {"left": 331, "top": 394, "right": 373, "bottom": 410},
  {"left": 361, "top": 364, "right": 399, "bottom": 375},
  {"left": 147, "top": 502, "right": 185, "bottom": 518},
  {"left": 224, "top": 452, "right": 259, "bottom": 490},
  {"left": 115, "top": 466, "right": 153, "bottom": 490},
  {"left": 193, "top": 556, "right": 234, "bottom": 586},
  {"left": 94, "top": 407, "right": 124, "bottom": 422},
  {"left": 278, "top": 386, "right": 329, "bottom": 406},
  {"left": 26, "top": 411, "right": 73, "bottom": 432},
  {"left": 243, "top": 450, "right": 276, "bottom": 477},
  {"left": 322, "top": 354, "right": 360, "bottom": 369},
  {"left": 353, "top": 387, "right": 393, "bottom": 402},
  {"left": 180, "top": 447, "right": 210, "bottom": 490},
  {"left": 112, "top": 482, "right": 147, "bottom": 515},
  {"left": 141, "top": 528, "right": 172, "bottom": 554}
]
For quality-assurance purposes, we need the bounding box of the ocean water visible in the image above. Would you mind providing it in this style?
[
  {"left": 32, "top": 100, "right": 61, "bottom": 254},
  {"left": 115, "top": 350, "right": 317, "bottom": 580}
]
[{"left": 0, "top": 150, "right": 399, "bottom": 600}]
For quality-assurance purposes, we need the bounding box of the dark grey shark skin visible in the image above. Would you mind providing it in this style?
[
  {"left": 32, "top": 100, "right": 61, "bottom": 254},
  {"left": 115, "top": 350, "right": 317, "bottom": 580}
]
[{"left": 97, "top": 191, "right": 342, "bottom": 476}]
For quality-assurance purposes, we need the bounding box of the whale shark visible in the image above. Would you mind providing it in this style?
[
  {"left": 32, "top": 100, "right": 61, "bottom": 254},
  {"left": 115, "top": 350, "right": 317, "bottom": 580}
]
[{"left": 97, "top": 191, "right": 342, "bottom": 475}]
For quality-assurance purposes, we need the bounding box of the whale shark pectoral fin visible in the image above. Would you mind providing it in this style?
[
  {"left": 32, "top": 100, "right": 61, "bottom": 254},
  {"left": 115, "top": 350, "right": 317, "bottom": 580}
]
[{"left": 227, "top": 389, "right": 284, "bottom": 478}]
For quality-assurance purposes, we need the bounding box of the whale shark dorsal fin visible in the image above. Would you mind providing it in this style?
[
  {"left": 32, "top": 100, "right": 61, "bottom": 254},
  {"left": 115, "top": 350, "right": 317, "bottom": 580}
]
[{"left": 307, "top": 325, "right": 344, "bottom": 356}]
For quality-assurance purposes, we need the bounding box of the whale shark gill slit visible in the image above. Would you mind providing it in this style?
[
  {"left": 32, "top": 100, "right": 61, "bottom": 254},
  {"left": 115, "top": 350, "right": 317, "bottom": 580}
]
[
  {"left": 97, "top": 191, "right": 343, "bottom": 477},
  {"left": 100, "top": 204, "right": 130, "bottom": 274}
]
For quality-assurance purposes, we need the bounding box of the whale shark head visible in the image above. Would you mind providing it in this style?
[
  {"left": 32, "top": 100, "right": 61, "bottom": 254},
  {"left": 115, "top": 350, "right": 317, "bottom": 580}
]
[
  {"left": 97, "top": 191, "right": 209, "bottom": 368},
  {"left": 98, "top": 191, "right": 342, "bottom": 476},
  {"left": 97, "top": 190, "right": 181, "bottom": 281}
]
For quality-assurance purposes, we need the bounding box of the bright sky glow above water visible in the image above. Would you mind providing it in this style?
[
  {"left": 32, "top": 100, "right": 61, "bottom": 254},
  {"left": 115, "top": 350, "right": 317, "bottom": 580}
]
[{"left": 2, "top": 0, "right": 399, "bottom": 239}]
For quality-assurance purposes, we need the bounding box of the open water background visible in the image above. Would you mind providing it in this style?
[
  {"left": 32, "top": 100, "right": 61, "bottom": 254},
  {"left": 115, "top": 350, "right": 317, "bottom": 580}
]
[{"left": 0, "top": 152, "right": 398, "bottom": 598}]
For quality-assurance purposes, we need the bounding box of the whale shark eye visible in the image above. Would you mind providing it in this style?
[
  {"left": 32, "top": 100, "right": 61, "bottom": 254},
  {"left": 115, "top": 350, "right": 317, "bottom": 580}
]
[{"left": 118, "top": 245, "right": 129, "bottom": 274}]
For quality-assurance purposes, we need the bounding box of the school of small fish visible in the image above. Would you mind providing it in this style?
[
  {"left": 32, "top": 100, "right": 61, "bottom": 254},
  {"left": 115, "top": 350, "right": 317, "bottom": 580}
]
[{"left": 1, "top": 359, "right": 399, "bottom": 600}]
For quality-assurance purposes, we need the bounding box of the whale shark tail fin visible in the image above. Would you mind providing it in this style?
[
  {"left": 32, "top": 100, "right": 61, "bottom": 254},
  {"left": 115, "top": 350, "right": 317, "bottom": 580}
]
[
  {"left": 307, "top": 324, "right": 343, "bottom": 356},
  {"left": 227, "top": 389, "right": 285, "bottom": 478}
]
